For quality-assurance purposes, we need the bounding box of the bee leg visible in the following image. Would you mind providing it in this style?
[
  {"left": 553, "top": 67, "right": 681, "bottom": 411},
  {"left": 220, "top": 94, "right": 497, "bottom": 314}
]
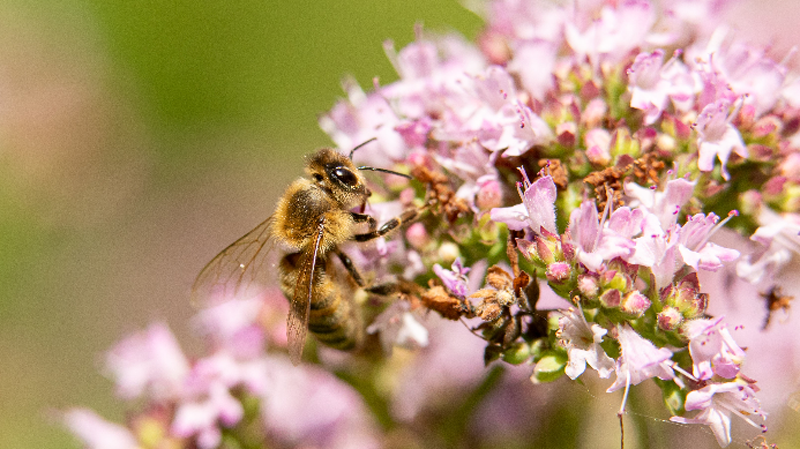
[
  {"left": 350, "top": 212, "right": 378, "bottom": 231},
  {"left": 335, "top": 250, "right": 366, "bottom": 287},
  {"left": 353, "top": 208, "right": 420, "bottom": 242},
  {"left": 364, "top": 282, "right": 397, "bottom": 296}
]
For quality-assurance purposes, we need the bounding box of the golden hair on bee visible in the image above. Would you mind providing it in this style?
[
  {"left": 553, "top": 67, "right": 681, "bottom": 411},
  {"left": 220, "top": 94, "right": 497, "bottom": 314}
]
[{"left": 192, "top": 143, "right": 419, "bottom": 365}]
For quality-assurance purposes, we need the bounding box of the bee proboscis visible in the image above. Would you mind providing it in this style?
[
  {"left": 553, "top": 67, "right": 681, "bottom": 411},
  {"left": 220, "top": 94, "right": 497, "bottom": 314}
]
[{"left": 192, "top": 144, "right": 419, "bottom": 364}]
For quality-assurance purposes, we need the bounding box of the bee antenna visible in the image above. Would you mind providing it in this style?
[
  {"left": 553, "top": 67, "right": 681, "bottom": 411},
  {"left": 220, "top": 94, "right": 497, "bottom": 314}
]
[
  {"left": 357, "top": 166, "right": 412, "bottom": 179},
  {"left": 348, "top": 137, "right": 378, "bottom": 160}
]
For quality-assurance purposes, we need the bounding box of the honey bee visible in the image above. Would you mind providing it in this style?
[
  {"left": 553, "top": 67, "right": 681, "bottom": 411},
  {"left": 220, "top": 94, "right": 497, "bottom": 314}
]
[{"left": 192, "top": 143, "right": 419, "bottom": 364}]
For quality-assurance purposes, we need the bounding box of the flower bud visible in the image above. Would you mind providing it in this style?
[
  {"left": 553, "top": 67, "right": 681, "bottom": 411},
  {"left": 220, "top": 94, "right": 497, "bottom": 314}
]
[
  {"left": 546, "top": 262, "right": 571, "bottom": 283},
  {"left": 530, "top": 351, "right": 567, "bottom": 384},
  {"left": 610, "top": 127, "right": 640, "bottom": 160},
  {"left": 620, "top": 290, "right": 651, "bottom": 316},
  {"left": 599, "top": 289, "right": 622, "bottom": 308},
  {"left": 657, "top": 306, "right": 683, "bottom": 331},
  {"left": 662, "top": 273, "right": 708, "bottom": 318},
  {"left": 738, "top": 190, "right": 762, "bottom": 217},
  {"left": 437, "top": 241, "right": 460, "bottom": 264},
  {"left": 476, "top": 178, "right": 503, "bottom": 211},
  {"left": 502, "top": 342, "right": 532, "bottom": 365},
  {"left": 577, "top": 273, "right": 599, "bottom": 299},
  {"left": 534, "top": 234, "right": 556, "bottom": 265}
]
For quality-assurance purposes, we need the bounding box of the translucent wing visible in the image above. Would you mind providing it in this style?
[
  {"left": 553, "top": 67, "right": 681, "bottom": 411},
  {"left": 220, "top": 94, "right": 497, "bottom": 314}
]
[
  {"left": 287, "top": 219, "right": 325, "bottom": 365},
  {"left": 191, "top": 216, "right": 277, "bottom": 307}
]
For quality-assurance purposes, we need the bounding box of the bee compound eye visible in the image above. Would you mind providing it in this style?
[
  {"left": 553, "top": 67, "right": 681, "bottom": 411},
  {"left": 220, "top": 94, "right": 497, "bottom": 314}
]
[{"left": 332, "top": 167, "right": 358, "bottom": 187}]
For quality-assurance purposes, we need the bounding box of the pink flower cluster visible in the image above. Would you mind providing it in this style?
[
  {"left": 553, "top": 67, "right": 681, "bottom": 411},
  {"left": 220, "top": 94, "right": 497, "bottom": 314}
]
[
  {"left": 64, "top": 290, "right": 381, "bottom": 449},
  {"left": 315, "top": 0, "right": 795, "bottom": 445}
]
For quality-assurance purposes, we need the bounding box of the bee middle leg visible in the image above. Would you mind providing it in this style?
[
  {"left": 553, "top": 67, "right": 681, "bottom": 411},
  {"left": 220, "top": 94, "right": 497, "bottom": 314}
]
[
  {"left": 335, "top": 250, "right": 366, "bottom": 287},
  {"left": 353, "top": 208, "right": 421, "bottom": 242}
]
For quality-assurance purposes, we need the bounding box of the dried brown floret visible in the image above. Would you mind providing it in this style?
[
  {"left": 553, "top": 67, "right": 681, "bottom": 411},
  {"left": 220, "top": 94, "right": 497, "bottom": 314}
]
[
  {"left": 632, "top": 152, "right": 666, "bottom": 186},
  {"left": 421, "top": 284, "right": 470, "bottom": 320},
  {"left": 538, "top": 159, "right": 569, "bottom": 189},
  {"left": 411, "top": 164, "right": 471, "bottom": 223},
  {"left": 584, "top": 164, "right": 628, "bottom": 211}
]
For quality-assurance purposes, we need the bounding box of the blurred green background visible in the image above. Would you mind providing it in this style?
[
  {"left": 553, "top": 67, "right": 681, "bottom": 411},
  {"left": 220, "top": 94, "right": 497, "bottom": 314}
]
[
  {"left": 2, "top": 0, "right": 799, "bottom": 448},
  {"left": 0, "top": 1, "right": 481, "bottom": 447}
]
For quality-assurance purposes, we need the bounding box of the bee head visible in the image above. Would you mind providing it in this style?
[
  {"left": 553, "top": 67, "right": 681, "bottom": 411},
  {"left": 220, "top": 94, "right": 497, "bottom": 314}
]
[{"left": 306, "top": 148, "right": 370, "bottom": 207}]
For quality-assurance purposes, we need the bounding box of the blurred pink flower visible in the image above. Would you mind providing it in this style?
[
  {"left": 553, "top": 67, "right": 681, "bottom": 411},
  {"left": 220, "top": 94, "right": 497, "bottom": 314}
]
[
  {"left": 104, "top": 322, "right": 189, "bottom": 402},
  {"left": 171, "top": 380, "right": 244, "bottom": 449},
  {"left": 433, "top": 257, "right": 471, "bottom": 298},
  {"left": 62, "top": 408, "right": 138, "bottom": 449},
  {"left": 737, "top": 208, "right": 800, "bottom": 284},
  {"left": 260, "top": 355, "right": 381, "bottom": 449},
  {"left": 366, "top": 300, "right": 429, "bottom": 353},
  {"left": 192, "top": 296, "right": 266, "bottom": 358}
]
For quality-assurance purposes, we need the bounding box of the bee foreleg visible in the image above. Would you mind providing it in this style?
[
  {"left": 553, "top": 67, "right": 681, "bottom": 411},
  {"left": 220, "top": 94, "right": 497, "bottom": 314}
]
[
  {"left": 353, "top": 208, "right": 420, "bottom": 242},
  {"left": 350, "top": 212, "right": 377, "bottom": 231},
  {"left": 335, "top": 250, "right": 366, "bottom": 287}
]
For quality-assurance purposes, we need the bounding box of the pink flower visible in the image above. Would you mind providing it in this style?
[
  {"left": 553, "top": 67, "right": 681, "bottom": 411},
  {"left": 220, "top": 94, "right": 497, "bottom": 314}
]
[
  {"left": 556, "top": 308, "right": 615, "bottom": 380},
  {"left": 584, "top": 128, "right": 612, "bottom": 165},
  {"left": 506, "top": 40, "right": 557, "bottom": 100},
  {"left": 701, "top": 29, "right": 786, "bottom": 116},
  {"left": 628, "top": 49, "right": 671, "bottom": 124},
  {"left": 628, "top": 209, "right": 738, "bottom": 289},
  {"left": 677, "top": 213, "right": 740, "bottom": 272},
  {"left": 606, "top": 325, "right": 675, "bottom": 393},
  {"left": 737, "top": 208, "right": 800, "bottom": 284},
  {"left": 694, "top": 99, "right": 747, "bottom": 180},
  {"left": 683, "top": 317, "right": 746, "bottom": 380},
  {"left": 564, "top": 0, "right": 655, "bottom": 66},
  {"left": 260, "top": 356, "right": 380, "bottom": 449},
  {"left": 433, "top": 257, "right": 472, "bottom": 298},
  {"left": 62, "top": 408, "right": 138, "bottom": 449},
  {"left": 670, "top": 381, "right": 766, "bottom": 447},
  {"left": 366, "top": 300, "right": 429, "bottom": 353},
  {"left": 568, "top": 200, "right": 641, "bottom": 272},
  {"left": 171, "top": 350, "right": 271, "bottom": 448},
  {"left": 171, "top": 381, "right": 244, "bottom": 449},
  {"left": 192, "top": 296, "right": 266, "bottom": 359},
  {"left": 490, "top": 173, "right": 557, "bottom": 234},
  {"left": 104, "top": 322, "right": 189, "bottom": 402},
  {"left": 625, "top": 175, "right": 696, "bottom": 231}
]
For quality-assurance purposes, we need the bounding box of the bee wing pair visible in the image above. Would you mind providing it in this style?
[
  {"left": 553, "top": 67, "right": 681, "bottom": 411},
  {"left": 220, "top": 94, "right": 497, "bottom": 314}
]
[
  {"left": 190, "top": 216, "right": 277, "bottom": 307},
  {"left": 285, "top": 220, "right": 325, "bottom": 365},
  {"left": 190, "top": 215, "right": 320, "bottom": 364}
]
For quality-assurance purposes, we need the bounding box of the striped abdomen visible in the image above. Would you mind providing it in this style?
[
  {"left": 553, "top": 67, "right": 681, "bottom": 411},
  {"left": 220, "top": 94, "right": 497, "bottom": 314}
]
[{"left": 279, "top": 252, "right": 362, "bottom": 351}]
